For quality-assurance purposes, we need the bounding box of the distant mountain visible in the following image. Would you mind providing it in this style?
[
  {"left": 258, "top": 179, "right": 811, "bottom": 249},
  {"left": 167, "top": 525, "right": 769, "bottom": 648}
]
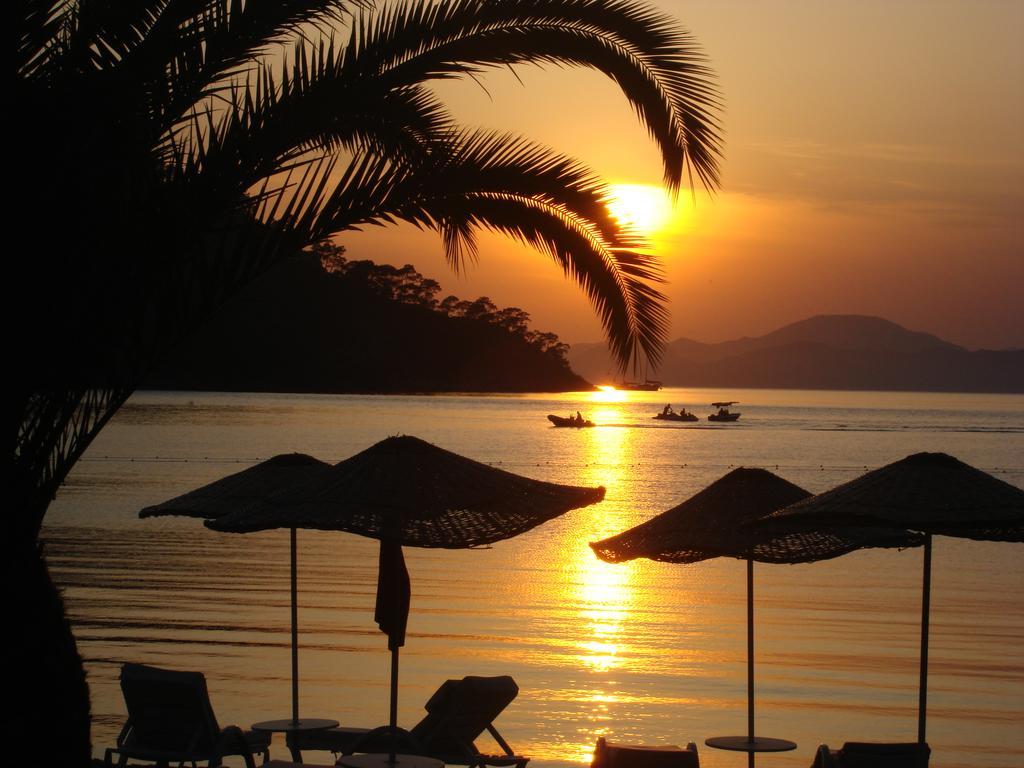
[
  {"left": 569, "top": 315, "right": 1024, "bottom": 393},
  {"left": 146, "top": 255, "right": 589, "bottom": 393}
]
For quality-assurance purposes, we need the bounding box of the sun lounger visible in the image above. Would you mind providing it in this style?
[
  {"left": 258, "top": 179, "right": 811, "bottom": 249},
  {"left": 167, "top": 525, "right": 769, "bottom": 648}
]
[
  {"left": 287, "top": 675, "right": 528, "bottom": 767},
  {"left": 105, "top": 662, "right": 271, "bottom": 767},
  {"left": 591, "top": 737, "right": 700, "bottom": 768},
  {"left": 811, "top": 741, "right": 930, "bottom": 768}
]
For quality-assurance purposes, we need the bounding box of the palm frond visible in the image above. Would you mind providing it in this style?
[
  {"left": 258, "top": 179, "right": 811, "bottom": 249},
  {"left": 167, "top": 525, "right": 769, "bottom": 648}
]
[
  {"left": 15, "top": 1, "right": 74, "bottom": 77},
  {"left": 425, "top": 130, "right": 641, "bottom": 255},
  {"left": 171, "top": 37, "right": 457, "bottom": 188},
  {"left": 342, "top": 0, "right": 723, "bottom": 192},
  {"left": 141, "top": 2, "right": 358, "bottom": 136},
  {"left": 276, "top": 131, "right": 667, "bottom": 369},
  {"left": 434, "top": 195, "right": 669, "bottom": 369}
]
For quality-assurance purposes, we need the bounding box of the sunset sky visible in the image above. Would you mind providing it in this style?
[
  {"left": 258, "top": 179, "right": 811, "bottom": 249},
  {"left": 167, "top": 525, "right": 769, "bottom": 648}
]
[{"left": 338, "top": 0, "right": 1023, "bottom": 351}]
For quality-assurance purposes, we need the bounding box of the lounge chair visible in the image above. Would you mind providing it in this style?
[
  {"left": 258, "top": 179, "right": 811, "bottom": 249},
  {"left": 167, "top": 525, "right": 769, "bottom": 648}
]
[
  {"left": 591, "top": 737, "right": 700, "bottom": 768},
  {"left": 105, "top": 662, "right": 272, "bottom": 767},
  {"left": 287, "top": 675, "right": 528, "bottom": 768},
  {"left": 811, "top": 741, "right": 930, "bottom": 768}
]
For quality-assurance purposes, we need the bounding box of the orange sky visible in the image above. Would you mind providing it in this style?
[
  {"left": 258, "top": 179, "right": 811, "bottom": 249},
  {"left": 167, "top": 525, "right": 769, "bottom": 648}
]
[{"left": 336, "top": 0, "right": 1023, "bottom": 351}]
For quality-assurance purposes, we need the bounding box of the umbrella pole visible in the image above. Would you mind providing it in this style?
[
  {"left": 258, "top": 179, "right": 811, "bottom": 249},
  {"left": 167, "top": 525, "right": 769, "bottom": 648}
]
[
  {"left": 389, "top": 646, "right": 400, "bottom": 765},
  {"left": 747, "top": 557, "right": 755, "bottom": 768},
  {"left": 291, "top": 526, "right": 300, "bottom": 725},
  {"left": 918, "top": 533, "right": 932, "bottom": 744}
]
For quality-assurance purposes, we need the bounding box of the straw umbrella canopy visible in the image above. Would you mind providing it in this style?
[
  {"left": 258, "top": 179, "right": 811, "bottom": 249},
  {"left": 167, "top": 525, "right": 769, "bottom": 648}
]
[
  {"left": 591, "top": 467, "right": 922, "bottom": 767},
  {"left": 140, "top": 453, "right": 336, "bottom": 727},
  {"left": 201, "top": 435, "right": 606, "bottom": 758},
  {"left": 761, "top": 452, "right": 1024, "bottom": 745},
  {"left": 210, "top": 435, "right": 605, "bottom": 546}
]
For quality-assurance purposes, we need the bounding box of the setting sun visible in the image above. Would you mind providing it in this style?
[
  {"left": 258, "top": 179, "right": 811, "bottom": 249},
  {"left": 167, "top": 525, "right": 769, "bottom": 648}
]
[{"left": 607, "top": 183, "right": 674, "bottom": 236}]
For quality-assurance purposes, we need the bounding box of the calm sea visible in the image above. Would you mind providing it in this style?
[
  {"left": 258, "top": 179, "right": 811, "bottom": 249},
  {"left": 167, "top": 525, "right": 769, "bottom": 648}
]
[{"left": 44, "top": 388, "right": 1024, "bottom": 768}]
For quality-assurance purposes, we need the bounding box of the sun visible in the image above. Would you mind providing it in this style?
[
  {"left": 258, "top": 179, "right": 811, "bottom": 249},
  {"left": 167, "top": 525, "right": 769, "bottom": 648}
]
[{"left": 606, "top": 183, "right": 673, "bottom": 236}]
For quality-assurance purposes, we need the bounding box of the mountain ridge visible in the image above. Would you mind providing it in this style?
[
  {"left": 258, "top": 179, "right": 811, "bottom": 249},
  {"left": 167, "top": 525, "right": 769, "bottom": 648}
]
[{"left": 569, "top": 315, "right": 1023, "bottom": 393}]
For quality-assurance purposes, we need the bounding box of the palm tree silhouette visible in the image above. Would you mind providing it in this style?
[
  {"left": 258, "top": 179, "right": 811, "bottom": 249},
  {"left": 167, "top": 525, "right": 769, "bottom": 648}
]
[{"left": 13, "top": 2, "right": 722, "bottom": 763}]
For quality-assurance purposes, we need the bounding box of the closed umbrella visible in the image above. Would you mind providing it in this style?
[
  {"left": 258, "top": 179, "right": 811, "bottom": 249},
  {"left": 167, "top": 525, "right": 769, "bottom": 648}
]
[
  {"left": 167, "top": 435, "right": 606, "bottom": 762},
  {"left": 762, "top": 452, "right": 1024, "bottom": 744},
  {"left": 591, "top": 467, "right": 921, "bottom": 767}
]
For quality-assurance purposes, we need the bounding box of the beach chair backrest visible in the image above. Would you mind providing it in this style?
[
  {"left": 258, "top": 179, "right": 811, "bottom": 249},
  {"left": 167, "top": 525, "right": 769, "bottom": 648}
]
[
  {"left": 119, "top": 663, "right": 222, "bottom": 754},
  {"left": 837, "top": 741, "right": 930, "bottom": 768},
  {"left": 411, "top": 676, "right": 519, "bottom": 755}
]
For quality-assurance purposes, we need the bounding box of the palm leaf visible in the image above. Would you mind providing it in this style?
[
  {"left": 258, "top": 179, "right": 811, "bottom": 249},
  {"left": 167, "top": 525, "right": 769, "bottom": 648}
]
[
  {"left": 201, "top": 38, "right": 456, "bottom": 170},
  {"left": 340, "top": 0, "right": 723, "bottom": 192},
  {"left": 280, "top": 131, "right": 668, "bottom": 369},
  {"left": 15, "top": 1, "right": 75, "bottom": 77},
  {"left": 185, "top": 0, "right": 721, "bottom": 195}
]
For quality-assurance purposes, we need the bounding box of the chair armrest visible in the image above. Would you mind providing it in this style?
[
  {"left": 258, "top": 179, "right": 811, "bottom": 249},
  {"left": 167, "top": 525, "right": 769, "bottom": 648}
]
[
  {"left": 486, "top": 724, "right": 516, "bottom": 756},
  {"left": 114, "top": 719, "right": 132, "bottom": 748}
]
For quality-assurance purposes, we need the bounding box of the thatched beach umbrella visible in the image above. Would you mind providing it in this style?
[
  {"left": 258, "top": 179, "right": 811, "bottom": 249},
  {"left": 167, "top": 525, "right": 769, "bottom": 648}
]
[
  {"left": 590, "top": 468, "right": 921, "bottom": 767},
  {"left": 762, "top": 452, "right": 1024, "bottom": 744},
  {"left": 179, "top": 435, "right": 605, "bottom": 760},
  {"left": 212, "top": 435, "right": 605, "bottom": 547},
  {"left": 140, "top": 453, "right": 335, "bottom": 727}
]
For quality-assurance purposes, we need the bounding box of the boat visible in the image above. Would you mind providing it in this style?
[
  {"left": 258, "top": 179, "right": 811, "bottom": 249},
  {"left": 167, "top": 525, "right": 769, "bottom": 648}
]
[
  {"left": 619, "top": 378, "right": 662, "bottom": 391},
  {"left": 548, "top": 414, "right": 595, "bottom": 428},
  {"left": 708, "top": 401, "right": 741, "bottom": 422},
  {"left": 653, "top": 409, "right": 698, "bottom": 422}
]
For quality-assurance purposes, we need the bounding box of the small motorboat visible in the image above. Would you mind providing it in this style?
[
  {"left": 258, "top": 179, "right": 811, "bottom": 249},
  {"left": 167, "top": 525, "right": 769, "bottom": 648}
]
[
  {"left": 708, "top": 401, "right": 741, "bottom": 422},
  {"left": 548, "top": 414, "right": 595, "bottom": 428},
  {"left": 653, "top": 409, "right": 698, "bottom": 422}
]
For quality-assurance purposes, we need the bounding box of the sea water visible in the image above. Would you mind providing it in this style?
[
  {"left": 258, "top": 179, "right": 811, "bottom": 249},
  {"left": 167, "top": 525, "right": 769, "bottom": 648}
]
[{"left": 44, "top": 388, "right": 1024, "bottom": 767}]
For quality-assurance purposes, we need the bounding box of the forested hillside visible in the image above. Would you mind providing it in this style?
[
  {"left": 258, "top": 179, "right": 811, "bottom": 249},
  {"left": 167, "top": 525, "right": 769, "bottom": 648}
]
[{"left": 147, "top": 246, "right": 589, "bottom": 393}]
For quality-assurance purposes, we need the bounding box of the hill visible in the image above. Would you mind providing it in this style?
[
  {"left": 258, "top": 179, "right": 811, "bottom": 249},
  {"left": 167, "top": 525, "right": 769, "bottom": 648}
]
[
  {"left": 146, "top": 252, "right": 589, "bottom": 393},
  {"left": 569, "top": 315, "right": 1023, "bottom": 393}
]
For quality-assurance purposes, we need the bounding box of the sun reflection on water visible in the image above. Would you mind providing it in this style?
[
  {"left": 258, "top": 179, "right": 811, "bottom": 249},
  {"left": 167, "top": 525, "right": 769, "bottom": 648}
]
[
  {"left": 591, "top": 386, "right": 628, "bottom": 404},
  {"left": 577, "top": 563, "right": 630, "bottom": 674},
  {"left": 555, "top": 405, "right": 647, "bottom": 757}
]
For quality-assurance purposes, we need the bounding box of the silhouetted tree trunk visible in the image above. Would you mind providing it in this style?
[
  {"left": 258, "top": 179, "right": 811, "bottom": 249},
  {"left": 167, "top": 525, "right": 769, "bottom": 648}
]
[
  {"left": 13, "top": 389, "right": 131, "bottom": 765},
  {"left": 12, "top": 538, "right": 91, "bottom": 767}
]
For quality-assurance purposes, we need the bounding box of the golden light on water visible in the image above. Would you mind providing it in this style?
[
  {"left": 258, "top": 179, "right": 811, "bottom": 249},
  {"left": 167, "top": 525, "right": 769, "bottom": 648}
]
[
  {"left": 577, "top": 562, "right": 630, "bottom": 674},
  {"left": 578, "top": 404, "right": 631, "bottom": 541},
  {"left": 592, "top": 386, "right": 627, "bottom": 404},
  {"left": 555, "top": 409, "right": 637, "bottom": 755},
  {"left": 542, "top": 410, "right": 719, "bottom": 763},
  {"left": 567, "top": 546, "right": 634, "bottom": 747}
]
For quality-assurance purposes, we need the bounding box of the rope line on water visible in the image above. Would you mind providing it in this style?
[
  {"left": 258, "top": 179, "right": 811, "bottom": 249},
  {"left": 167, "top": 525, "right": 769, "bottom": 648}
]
[{"left": 77, "top": 455, "right": 1024, "bottom": 475}]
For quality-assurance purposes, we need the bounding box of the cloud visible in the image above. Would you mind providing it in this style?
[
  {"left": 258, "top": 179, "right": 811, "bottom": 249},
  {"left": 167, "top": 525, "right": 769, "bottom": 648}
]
[{"left": 728, "top": 138, "right": 1024, "bottom": 225}]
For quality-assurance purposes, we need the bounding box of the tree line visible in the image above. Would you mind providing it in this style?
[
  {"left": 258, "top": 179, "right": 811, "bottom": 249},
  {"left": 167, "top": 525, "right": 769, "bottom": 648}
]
[{"left": 318, "top": 243, "right": 571, "bottom": 367}]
